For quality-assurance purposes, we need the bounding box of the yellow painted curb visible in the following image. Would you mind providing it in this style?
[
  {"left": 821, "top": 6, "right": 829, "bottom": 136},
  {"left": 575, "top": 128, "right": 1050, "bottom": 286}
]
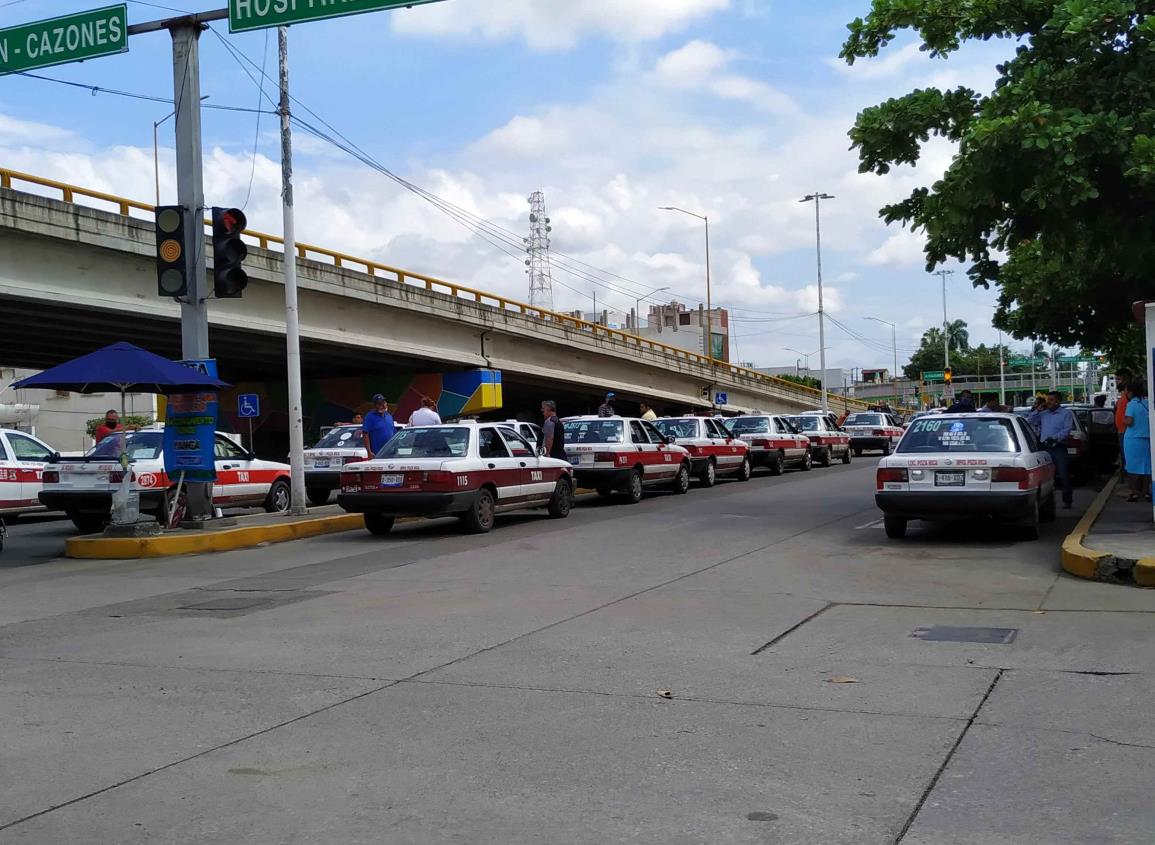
[
  {"left": 1135, "top": 557, "right": 1155, "bottom": 588},
  {"left": 1060, "top": 477, "right": 1119, "bottom": 580},
  {"left": 65, "top": 514, "right": 366, "bottom": 560}
]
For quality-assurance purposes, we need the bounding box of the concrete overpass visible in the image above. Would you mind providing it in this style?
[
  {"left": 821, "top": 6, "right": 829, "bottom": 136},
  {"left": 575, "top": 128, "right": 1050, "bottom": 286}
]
[{"left": 0, "top": 167, "right": 868, "bottom": 416}]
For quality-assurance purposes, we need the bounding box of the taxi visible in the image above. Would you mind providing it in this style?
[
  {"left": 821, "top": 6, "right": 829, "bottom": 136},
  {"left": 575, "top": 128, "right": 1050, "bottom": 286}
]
[
  {"left": 503, "top": 420, "right": 544, "bottom": 447},
  {"left": 337, "top": 421, "right": 574, "bottom": 535},
  {"left": 650, "top": 416, "right": 751, "bottom": 486},
  {"left": 40, "top": 429, "right": 293, "bottom": 533},
  {"left": 786, "top": 415, "right": 852, "bottom": 466},
  {"left": 0, "top": 428, "right": 56, "bottom": 516},
  {"left": 562, "top": 416, "right": 692, "bottom": 502},
  {"left": 842, "top": 411, "right": 905, "bottom": 456},
  {"left": 875, "top": 413, "right": 1055, "bottom": 540},
  {"left": 304, "top": 424, "right": 367, "bottom": 506},
  {"left": 723, "top": 415, "right": 812, "bottom": 474}
]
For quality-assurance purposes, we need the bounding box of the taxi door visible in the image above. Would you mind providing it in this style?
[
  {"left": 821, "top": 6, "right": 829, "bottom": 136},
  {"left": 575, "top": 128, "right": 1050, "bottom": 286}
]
[
  {"left": 477, "top": 427, "right": 523, "bottom": 502},
  {"left": 774, "top": 418, "right": 807, "bottom": 459},
  {"left": 499, "top": 426, "right": 552, "bottom": 503},
  {"left": 213, "top": 434, "right": 260, "bottom": 505},
  {"left": 0, "top": 435, "right": 21, "bottom": 509},
  {"left": 703, "top": 419, "right": 738, "bottom": 468},
  {"left": 635, "top": 420, "right": 675, "bottom": 478},
  {"left": 7, "top": 431, "right": 53, "bottom": 507}
]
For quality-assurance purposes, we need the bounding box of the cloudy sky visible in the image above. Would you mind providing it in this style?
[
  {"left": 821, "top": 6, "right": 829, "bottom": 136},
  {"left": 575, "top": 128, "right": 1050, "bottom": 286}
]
[{"left": 0, "top": 0, "right": 1028, "bottom": 372}]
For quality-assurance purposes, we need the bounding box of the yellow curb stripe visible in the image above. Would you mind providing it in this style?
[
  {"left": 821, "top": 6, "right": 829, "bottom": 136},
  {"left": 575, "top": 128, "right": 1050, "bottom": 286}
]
[
  {"left": 1060, "top": 477, "right": 1119, "bottom": 580},
  {"left": 65, "top": 514, "right": 366, "bottom": 560},
  {"left": 1135, "top": 556, "right": 1155, "bottom": 588}
]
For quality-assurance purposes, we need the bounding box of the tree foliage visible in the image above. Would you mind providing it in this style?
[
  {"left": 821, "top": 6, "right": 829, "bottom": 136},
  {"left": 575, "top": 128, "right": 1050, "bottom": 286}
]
[
  {"left": 902, "top": 320, "right": 1020, "bottom": 379},
  {"left": 841, "top": 1, "right": 1155, "bottom": 358}
]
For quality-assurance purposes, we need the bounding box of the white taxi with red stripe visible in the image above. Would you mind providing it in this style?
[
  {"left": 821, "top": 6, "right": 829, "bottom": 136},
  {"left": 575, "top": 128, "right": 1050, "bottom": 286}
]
[
  {"left": 39, "top": 429, "right": 292, "bottom": 534},
  {"left": 562, "top": 416, "right": 693, "bottom": 502},
  {"left": 723, "top": 415, "right": 813, "bottom": 475},
  {"left": 650, "top": 417, "right": 751, "bottom": 487},
  {"left": 875, "top": 413, "right": 1056, "bottom": 540},
  {"left": 786, "top": 415, "right": 852, "bottom": 467},
  {"left": 304, "top": 424, "right": 367, "bottom": 506},
  {"left": 0, "top": 428, "right": 56, "bottom": 515},
  {"left": 843, "top": 412, "right": 904, "bottom": 456},
  {"left": 337, "top": 422, "right": 574, "bottom": 535}
]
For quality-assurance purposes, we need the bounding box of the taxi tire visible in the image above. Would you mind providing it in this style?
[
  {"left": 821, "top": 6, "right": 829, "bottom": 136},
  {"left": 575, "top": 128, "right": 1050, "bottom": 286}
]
[
  {"left": 264, "top": 479, "right": 292, "bottom": 514},
  {"left": 1019, "top": 496, "right": 1041, "bottom": 541},
  {"left": 841, "top": 448, "right": 852, "bottom": 465},
  {"left": 624, "top": 468, "right": 644, "bottom": 504},
  {"left": 1040, "top": 490, "right": 1057, "bottom": 523},
  {"left": 881, "top": 441, "right": 892, "bottom": 456},
  {"left": 595, "top": 485, "right": 613, "bottom": 498},
  {"left": 306, "top": 486, "right": 331, "bottom": 507},
  {"left": 817, "top": 447, "right": 832, "bottom": 468},
  {"left": 671, "top": 462, "right": 691, "bottom": 495},
  {"left": 69, "top": 512, "right": 107, "bottom": 535},
  {"left": 164, "top": 487, "right": 187, "bottom": 528},
  {"left": 462, "top": 487, "right": 496, "bottom": 533},
  {"left": 883, "top": 514, "right": 907, "bottom": 539},
  {"left": 364, "top": 512, "right": 395, "bottom": 536},
  {"left": 853, "top": 448, "right": 862, "bottom": 458},
  {"left": 698, "top": 459, "right": 716, "bottom": 487},
  {"left": 798, "top": 451, "right": 813, "bottom": 472},
  {"left": 547, "top": 478, "right": 573, "bottom": 518},
  {"left": 767, "top": 452, "right": 785, "bottom": 476},
  {"left": 736, "top": 457, "right": 752, "bottom": 481}
]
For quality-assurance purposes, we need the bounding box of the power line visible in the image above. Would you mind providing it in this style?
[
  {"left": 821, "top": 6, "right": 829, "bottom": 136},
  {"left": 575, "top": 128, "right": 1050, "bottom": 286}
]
[
  {"left": 11, "top": 70, "right": 272, "bottom": 113},
  {"left": 240, "top": 28, "right": 270, "bottom": 211}
]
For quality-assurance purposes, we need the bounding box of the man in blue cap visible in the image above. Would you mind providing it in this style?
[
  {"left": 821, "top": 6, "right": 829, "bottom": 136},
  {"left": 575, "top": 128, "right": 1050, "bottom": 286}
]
[
  {"left": 361, "top": 393, "right": 396, "bottom": 456},
  {"left": 598, "top": 392, "right": 616, "bottom": 417}
]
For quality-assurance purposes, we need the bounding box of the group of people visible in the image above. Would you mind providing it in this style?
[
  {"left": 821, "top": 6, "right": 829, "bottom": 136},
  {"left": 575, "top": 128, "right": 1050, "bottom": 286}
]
[
  {"left": 358, "top": 394, "right": 443, "bottom": 455},
  {"left": 596, "top": 392, "right": 657, "bottom": 420},
  {"left": 1113, "top": 368, "right": 1151, "bottom": 503}
]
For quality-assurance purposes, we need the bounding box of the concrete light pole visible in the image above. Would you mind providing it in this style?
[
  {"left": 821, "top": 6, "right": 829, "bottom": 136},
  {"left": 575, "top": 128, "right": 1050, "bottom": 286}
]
[
  {"left": 658, "top": 206, "right": 713, "bottom": 364},
  {"left": 864, "top": 316, "right": 898, "bottom": 385},
  {"left": 634, "top": 285, "right": 670, "bottom": 331},
  {"left": 785, "top": 347, "right": 819, "bottom": 379},
  {"left": 933, "top": 269, "right": 955, "bottom": 369},
  {"left": 800, "top": 193, "right": 834, "bottom": 412}
]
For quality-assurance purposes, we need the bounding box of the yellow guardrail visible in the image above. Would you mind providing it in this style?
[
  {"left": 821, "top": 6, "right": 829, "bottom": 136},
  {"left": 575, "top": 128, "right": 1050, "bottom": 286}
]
[{"left": 0, "top": 166, "right": 873, "bottom": 411}]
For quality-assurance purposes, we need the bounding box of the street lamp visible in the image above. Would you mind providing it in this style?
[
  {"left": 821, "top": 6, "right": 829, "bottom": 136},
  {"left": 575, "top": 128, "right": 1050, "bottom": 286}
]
[
  {"left": 800, "top": 192, "right": 834, "bottom": 412},
  {"left": 634, "top": 285, "right": 670, "bottom": 331},
  {"left": 658, "top": 206, "right": 713, "bottom": 363},
  {"left": 864, "top": 316, "right": 898, "bottom": 384},
  {"left": 153, "top": 96, "right": 208, "bottom": 206},
  {"left": 785, "top": 347, "right": 819, "bottom": 377}
]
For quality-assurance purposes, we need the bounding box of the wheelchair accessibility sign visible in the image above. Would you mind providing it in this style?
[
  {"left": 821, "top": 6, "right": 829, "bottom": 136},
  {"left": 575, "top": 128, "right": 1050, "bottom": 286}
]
[{"left": 238, "top": 394, "right": 260, "bottom": 418}]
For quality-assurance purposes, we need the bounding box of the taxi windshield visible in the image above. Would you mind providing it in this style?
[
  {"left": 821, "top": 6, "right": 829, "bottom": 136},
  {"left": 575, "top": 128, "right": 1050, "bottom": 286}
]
[
  {"left": 377, "top": 427, "right": 469, "bottom": 459},
  {"left": 651, "top": 419, "right": 698, "bottom": 439},
  {"left": 87, "top": 431, "right": 164, "bottom": 462},
  {"left": 788, "top": 416, "right": 820, "bottom": 431},
  {"left": 845, "top": 413, "right": 884, "bottom": 426},
  {"left": 898, "top": 418, "right": 1019, "bottom": 453},
  {"left": 727, "top": 417, "right": 771, "bottom": 435},
  {"left": 314, "top": 426, "right": 361, "bottom": 449},
  {"left": 564, "top": 419, "right": 625, "bottom": 444}
]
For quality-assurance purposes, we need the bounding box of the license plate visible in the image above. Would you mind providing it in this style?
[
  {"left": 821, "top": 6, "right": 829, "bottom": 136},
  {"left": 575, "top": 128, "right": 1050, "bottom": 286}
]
[
  {"left": 312, "top": 460, "right": 330, "bottom": 468},
  {"left": 1067, "top": 448, "right": 1078, "bottom": 455},
  {"left": 379, "top": 474, "right": 404, "bottom": 487},
  {"left": 935, "top": 471, "right": 965, "bottom": 487}
]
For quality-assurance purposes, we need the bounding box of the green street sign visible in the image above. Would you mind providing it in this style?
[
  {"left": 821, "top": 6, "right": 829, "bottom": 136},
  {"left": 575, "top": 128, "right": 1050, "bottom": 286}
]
[
  {"left": 921, "top": 370, "right": 945, "bottom": 382},
  {"left": 1057, "top": 355, "right": 1099, "bottom": 364},
  {"left": 0, "top": 5, "right": 127, "bottom": 75},
  {"left": 1008, "top": 357, "right": 1045, "bottom": 366},
  {"left": 229, "top": 0, "right": 446, "bottom": 33}
]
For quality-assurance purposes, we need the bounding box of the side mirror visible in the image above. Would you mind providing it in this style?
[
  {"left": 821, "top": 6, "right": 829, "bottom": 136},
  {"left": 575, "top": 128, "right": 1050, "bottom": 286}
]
[{"left": 665, "top": 436, "right": 675, "bottom": 445}]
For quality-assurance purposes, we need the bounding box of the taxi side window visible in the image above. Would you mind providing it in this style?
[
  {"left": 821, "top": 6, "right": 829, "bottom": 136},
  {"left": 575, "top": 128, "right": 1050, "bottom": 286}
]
[
  {"left": 497, "top": 427, "right": 533, "bottom": 458},
  {"left": 214, "top": 436, "right": 246, "bottom": 460},
  {"left": 704, "top": 420, "right": 720, "bottom": 438},
  {"left": 629, "top": 420, "right": 650, "bottom": 444},
  {"left": 1019, "top": 419, "right": 1042, "bottom": 453},
  {"left": 773, "top": 418, "right": 790, "bottom": 434},
  {"left": 640, "top": 420, "right": 666, "bottom": 443},
  {"left": 9, "top": 434, "right": 52, "bottom": 462},
  {"left": 478, "top": 428, "right": 512, "bottom": 459},
  {"left": 0, "top": 438, "right": 9, "bottom": 462}
]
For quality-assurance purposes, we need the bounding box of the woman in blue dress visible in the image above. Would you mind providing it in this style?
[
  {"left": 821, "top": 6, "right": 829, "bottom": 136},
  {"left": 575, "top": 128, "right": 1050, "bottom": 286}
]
[{"left": 1123, "top": 379, "right": 1151, "bottom": 502}]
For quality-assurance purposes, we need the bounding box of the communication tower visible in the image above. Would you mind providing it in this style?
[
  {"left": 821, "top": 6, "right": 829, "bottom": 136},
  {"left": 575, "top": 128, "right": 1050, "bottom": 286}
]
[{"left": 524, "top": 191, "right": 554, "bottom": 310}]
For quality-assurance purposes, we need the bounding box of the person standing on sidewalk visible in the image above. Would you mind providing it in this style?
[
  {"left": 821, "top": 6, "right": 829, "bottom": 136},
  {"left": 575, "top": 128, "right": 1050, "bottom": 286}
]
[
  {"left": 361, "top": 394, "right": 395, "bottom": 457},
  {"left": 540, "top": 400, "right": 568, "bottom": 460},
  {"left": 1122, "top": 379, "right": 1151, "bottom": 503},
  {"left": 1115, "top": 368, "right": 1132, "bottom": 477},
  {"left": 1030, "top": 391, "right": 1076, "bottom": 510}
]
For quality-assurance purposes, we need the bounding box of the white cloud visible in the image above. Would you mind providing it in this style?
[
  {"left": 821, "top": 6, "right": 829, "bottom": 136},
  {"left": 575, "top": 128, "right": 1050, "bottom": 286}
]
[
  {"left": 654, "top": 40, "right": 733, "bottom": 84},
  {"left": 391, "top": 0, "right": 731, "bottom": 51},
  {"left": 654, "top": 40, "right": 799, "bottom": 116},
  {"left": 865, "top": 229, "right": 928, "bottom": 268},
  {"left": 830, "top": 42, "right": 925, "bottom": 81}
]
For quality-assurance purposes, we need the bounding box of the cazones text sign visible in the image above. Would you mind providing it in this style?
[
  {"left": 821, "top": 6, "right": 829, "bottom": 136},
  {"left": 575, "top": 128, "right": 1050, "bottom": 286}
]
[
  {"left": 229, "top": 0, "right": 445, "bottom": 33},
  {"left": 0, "top": 5, "right": 127, "bottom": 75}
]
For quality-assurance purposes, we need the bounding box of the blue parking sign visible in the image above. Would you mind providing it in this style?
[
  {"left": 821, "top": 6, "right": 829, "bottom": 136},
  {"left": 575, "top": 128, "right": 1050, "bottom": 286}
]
[
  {"left": 714, "top": 392, "right": 728, "bottom": 406},
  {"left": 238, "top": 393, "right": 260, "bottom": 418}
]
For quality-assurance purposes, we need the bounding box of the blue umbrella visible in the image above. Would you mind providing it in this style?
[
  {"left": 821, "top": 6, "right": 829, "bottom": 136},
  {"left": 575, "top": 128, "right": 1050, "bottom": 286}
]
[{"left": 11, "top": 341, "right": 230, "bottom": 396}]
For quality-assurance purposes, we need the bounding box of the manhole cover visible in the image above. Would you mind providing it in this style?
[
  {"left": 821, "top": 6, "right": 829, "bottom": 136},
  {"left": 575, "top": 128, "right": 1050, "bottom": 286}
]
[
  {"left": 912, "top": 625, "right": 1017, "bottom": 644},
  {"left": 177, "top": 597, "right": 273, "bottom": 612}
]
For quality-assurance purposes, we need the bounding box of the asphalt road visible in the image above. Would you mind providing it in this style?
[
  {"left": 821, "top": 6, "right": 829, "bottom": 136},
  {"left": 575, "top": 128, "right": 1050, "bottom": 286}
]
[{"left": 1, "top": 457, "right": 1152, "bottom": 844}]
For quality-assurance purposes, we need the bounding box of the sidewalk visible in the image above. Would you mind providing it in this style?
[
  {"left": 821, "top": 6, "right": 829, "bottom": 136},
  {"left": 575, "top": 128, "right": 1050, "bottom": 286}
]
[{"left": 1063, "top": 476, "right": 1155, "bottom": 585}]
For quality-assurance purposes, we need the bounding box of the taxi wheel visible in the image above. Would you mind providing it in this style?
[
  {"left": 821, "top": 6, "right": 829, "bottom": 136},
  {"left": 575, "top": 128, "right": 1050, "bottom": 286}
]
[
  {"left": 164, "top": 488, "right": 188, "bottom": 528},
  {"left": 736, "top": 457, "right": 752, "bottom": 481},
  {"left": 264, "top": 479, "right": 292, "bottom": 514},
  {"left": 595, "top": 485, "right": 613, "bottom": 498},
  {"left": 306, "top": 487, "right": 331, "bottom": 506},
  {"left": 799, "top": 451, "right": 813, "bottom": 472},
  {"left": 1040, "top": 490, "right": 1057, "bottom": 523},
  {"left": 69, "top": 512, "right": 107, "bottom": 535},
  {"left": 1018, "top": 496, "right": 1041, "bottom": 541},
  {"left": 625, "top": 468, "right": 645, "bottom": 504},
  {"left": 698, "top": 459, "right": 717, "bottom": 487},
  {"left": 883, "top": 514, "right": 907, "bottom": 539},
  {"left": 817, "top": 448, "right": 832, "bottom": 468},
  {"left": 881, "top": 441, "right": 892, "bottom": 456},
  {"left": 671, "top": 462, "right": 691, "bottom": 495},
  {"left": 547, "top": 478, "right": 573, "bottom": 518},
  {"left": 462, "top": 487, "right": 496, "bottom": 533},
  {"left": 853, "top": 448, "right": 863, "bottom": 458},
  {"left": 364, "top": 512, "right": 395, "bottom": 536},
  {"left": 767, "top": 452, "right": 785, "bottom": 476},
  {"left": 841, "top": 448, "right": 852, "bottom": 465}
]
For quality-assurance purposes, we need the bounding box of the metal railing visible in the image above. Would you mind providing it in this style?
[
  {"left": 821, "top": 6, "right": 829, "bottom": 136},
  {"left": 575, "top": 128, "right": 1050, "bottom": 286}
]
[{"left": 0, "top": 166, "right": 872, "bottom": 410}]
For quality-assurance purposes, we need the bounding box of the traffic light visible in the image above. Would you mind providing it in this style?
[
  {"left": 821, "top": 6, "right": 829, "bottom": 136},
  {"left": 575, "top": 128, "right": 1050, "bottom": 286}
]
[
  {"left": 155, "top": 205, "right": 190, "bottom": 298},
  {"left": 212, "top": 207, "right": 248, "bottom": 298},
  {"left": 944, "top": 366, "right": 953, "bottom": 385}
]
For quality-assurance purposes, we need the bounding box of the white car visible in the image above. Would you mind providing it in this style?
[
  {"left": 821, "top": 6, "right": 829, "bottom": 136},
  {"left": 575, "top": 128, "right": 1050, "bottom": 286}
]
[
  {"left": 843, "top": 411, "right": 905, "bottom": 456},
  {"left": 875, "top": 413, "right": 1056, "bottom": 540},
  {"left": 650, "top": 416, "right": 751, "bottom": 486},
  {"left": 337, "top": 421, "right": 574, "bottom": 535},
  {"left": 723, "top": 415, "right": 813, "bottom": 474},
  {"left": 304, "top": 424, "right": 369, "bottom": 505},
  {"left": 786, "top": 414, "right": 852, "bottom": 466},
  {"left": 562, "top": 416, "right": 693, "bottom": 502},
  {"left": 40, "top": 429, "right": 293, "bottom": 533},
  {"left": 503, "top": 420, "right": 544, "bottom": 449},
  {"left": 0, "top": 428, "right": 57, "bottom": 516}
]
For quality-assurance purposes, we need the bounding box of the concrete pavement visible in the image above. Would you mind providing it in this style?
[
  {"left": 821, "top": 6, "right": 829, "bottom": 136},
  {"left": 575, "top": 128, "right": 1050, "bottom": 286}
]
[{"left": 2, "top": 459, "right": 1153, "bottom": 844}]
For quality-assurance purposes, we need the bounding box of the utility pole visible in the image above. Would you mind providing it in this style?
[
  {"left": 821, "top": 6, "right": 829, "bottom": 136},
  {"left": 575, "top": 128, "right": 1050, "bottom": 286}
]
[
  {"left": 278, "top": 26, "right": 307, "bottom": 516},
  {"left": 865, "top": 316, "right": 897, "bottom": 388},
  {"left": 998, "top": 330, "right": 1006, "bottom": 406},
  {"left": 801, "top": 192, "right": 834, "bottom": 412},
  {"left": 933, "top": 269, "right": 954, "bottom": 369},
  {"left": 658, "top": 206, "right": 714, "bottom": 400}
]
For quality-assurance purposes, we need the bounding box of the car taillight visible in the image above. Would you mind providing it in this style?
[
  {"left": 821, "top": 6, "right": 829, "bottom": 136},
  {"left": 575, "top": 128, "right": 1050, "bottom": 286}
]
[
  {"left": 876, "top": 467, "right": 908, "bottom": 490},
  {"left": 42, "top": 470, "right": 59, "bottom": 483},
  {"left": 422, "top": 471, "right": 454, "bottom": 485},
  {"left": 1065, "top": 435, "right": 1085, "bottom": 452},
  {"left": 340, "top": 471, "right": 363, "bottom": 492},
  {"left": 594, "top": 452, "right": 616, "bottom": 462},
  {"left": 992, "top": 467, "right": 1029, "bottom": 489},
  {"left": 108, "top": 471, "right": 126, "bottom": 484},
  {"left": 873, "top": 429, "right": 886, "bottom": 436}
]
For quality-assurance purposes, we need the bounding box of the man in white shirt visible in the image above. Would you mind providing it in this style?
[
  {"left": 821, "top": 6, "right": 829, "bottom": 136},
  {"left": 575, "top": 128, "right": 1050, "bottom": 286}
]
[{"left": 408, "top": 397, "right": 442, "bottom": 426}]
